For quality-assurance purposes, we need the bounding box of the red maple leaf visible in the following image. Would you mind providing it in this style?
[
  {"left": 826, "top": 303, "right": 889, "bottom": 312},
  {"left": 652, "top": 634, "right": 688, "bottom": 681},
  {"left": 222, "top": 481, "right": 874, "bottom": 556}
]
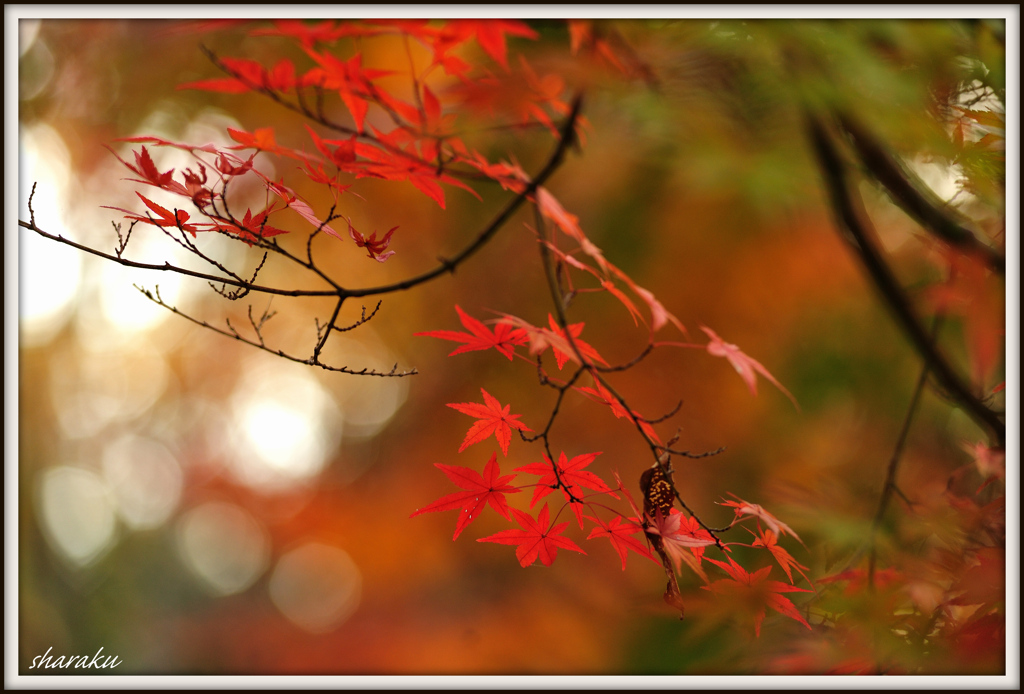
[
  {"left": 347, "top": 218, "right": 397, "bottom": 262},
  {"left": 104, "top": 145, "right": 185, "bottom": 194},
  {"left": 300, "top": 50, "right": 393, "bottom": 133},
  {"left": 751, "top": 528, "right": 811, "bottom": 586},
  {"left": 102, "top": 192, "right": 200, "bottom": 236},
  {"left": 477, "top": 504, "right": 585, "bottom": 567},
  {"left": 415, "top": 305, "right": 529, "bottom": 360},
  {"left": 703, "top": 556, "right": 812, "bottom": 637},
  {"left": 207, "top": 207, "right": 288, "bottom": 243},
  {"left": 585, "top": 514, "right": 657, "bottom": 570},
  {"left": 447, "top": 388, "right": 531, "bottom": 456},
  {"left": 409, "top": 453, "right": 520, "bottom": 540},
  {"left": 515, "top": 451, "right": 617, "bottom": 528},
  {"left": 574, "top": 380, "right": 661, "bottom": 443},
  {"left": 347, "top": 126, "right": 481, "bottom": 209},
  {"left": 701, "top": 325, "right": 798, "bottom": 409},
  {"left": 720, "top": 494, "right": 803, "bottom": 546},
  {"left": 303, "top": 124, "right": 358, "bottom": 170}
]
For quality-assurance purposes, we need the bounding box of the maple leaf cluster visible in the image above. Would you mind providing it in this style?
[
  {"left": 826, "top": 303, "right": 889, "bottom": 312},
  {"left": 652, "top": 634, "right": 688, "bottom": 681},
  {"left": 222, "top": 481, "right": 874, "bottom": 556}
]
[
  {"left": 413, "top": 301, "right": 814, "bottom": 635},
  {"left": 97, "top": 20, "right": 1004, "bottom": 655},
  {"left": 102, "top": 18, "right": 579, "bottom": 264}
]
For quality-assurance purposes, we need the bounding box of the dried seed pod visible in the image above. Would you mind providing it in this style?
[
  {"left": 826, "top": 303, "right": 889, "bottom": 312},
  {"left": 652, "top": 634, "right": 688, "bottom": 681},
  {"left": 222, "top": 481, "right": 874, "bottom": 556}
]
[{"left": 640, "top": 462, "right": 674, "bottom": 519}]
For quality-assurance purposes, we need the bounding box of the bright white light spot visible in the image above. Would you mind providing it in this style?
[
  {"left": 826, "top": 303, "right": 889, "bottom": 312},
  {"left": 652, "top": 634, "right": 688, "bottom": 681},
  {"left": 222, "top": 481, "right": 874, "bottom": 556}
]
[
  {"left": 906, "top": 157, "right": 962, "bottom": 204},
  {"left": 37, "top": 466, "right": 117, "bottom": 567},
  {"left": 229, "top": 364, "right": 342, "bottom": 491},
  {"left": 19, "top": 124, "right": 81, "bottom": 346},
  {"left": 241, "top": 402, "right": 320, "bottom": 476},
  {"left": 176, "top": 502, "right": 269, "bottom": 595},
  {"left": 269, "top": 543, "right": 361, "bottom": 633},
  {"left": 95, "top": 258, "right": 186, "bottom": 335},
  {"left": 101, "top": 434, "right": 183, "bottom": 530}
]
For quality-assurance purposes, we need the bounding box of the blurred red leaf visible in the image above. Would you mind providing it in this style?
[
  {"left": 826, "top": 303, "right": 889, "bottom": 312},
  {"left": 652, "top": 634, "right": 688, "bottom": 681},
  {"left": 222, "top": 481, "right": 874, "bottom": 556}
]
[
  {"left": 701, "top": 325, "right": 798, "bottom": 408},
  {"left": 704, "top": 556, "right": 812, "bottom": 637}
]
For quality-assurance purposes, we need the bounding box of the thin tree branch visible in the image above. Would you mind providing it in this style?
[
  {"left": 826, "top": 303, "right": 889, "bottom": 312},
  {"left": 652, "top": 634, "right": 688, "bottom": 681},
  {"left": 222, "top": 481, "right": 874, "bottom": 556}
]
[
  {"left": 867, "top": 317, "right": 942, "bottom": 589},
  {"left": 18, "top": 217, "right": 338, "bottom": 298},
  {"left": 135, "top": 285, "right": 416, "bottom": 377},
  {"left": 533, "top": 173, "right": 726, "bottom": 546}
]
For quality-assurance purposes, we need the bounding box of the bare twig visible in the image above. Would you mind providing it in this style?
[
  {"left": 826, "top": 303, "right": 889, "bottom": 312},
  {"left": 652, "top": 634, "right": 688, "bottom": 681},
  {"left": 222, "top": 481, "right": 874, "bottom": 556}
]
[{"left": 136, "top": 285, "right": 416, "bottom": 377}]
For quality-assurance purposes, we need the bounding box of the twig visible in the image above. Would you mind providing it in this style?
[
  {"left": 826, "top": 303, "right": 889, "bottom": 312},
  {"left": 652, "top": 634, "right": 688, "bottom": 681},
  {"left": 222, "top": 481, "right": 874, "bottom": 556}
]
[
  {"left": 136, "top": 285, "right": 416, "bottom": 377},
  {"left": 867, "top": 317, "right": 942, "bottom": 589}
]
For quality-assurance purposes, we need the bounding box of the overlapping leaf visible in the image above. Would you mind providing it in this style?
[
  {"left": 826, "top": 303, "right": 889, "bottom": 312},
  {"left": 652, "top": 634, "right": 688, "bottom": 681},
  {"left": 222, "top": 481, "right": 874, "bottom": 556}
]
[
  {"left": 515, "top": 451, "right": 616, "bottom": 528},
  {"left": 751, "top": 529, "right": 811, "bottom": 586},
  {"left": 415, "top": 305, "right": 529, "bottom": 360},
  {"left": 585, "top": 515, "right": 657, "bottom": 570},
  {"left": 720, "top": 494, "right": 803, "bottom": 545}
]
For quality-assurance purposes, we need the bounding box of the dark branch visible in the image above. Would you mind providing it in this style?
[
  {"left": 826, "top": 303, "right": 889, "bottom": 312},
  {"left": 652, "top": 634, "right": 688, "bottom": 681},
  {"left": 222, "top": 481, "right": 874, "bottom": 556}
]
[
  {"left": 806, "top": 113, "right": 1004, "bottom": 447},
  {"left": 837, "top": 112, "right": 1005, "bottom": 275},
  {"left": 19, "top": 217, "right": 338, "bottom": 298}
]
